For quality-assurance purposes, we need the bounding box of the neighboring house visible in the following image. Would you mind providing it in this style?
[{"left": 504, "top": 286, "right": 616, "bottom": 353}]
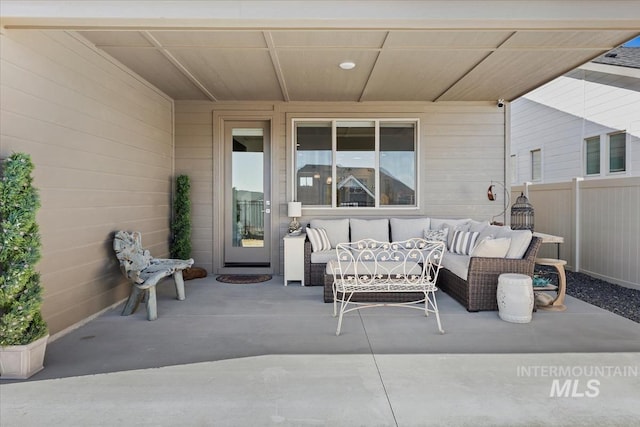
[
  {"left": 510, "top": 47, "right": 640, "bottom": 184},
  {"left": 1, "top": 1, "right": 639, "bottom": 335}
]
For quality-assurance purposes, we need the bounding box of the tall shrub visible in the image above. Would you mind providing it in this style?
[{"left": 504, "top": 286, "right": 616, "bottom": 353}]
[
  {"left": 0, "top": 153, "right": 47, "bottom": 346},
  {"left": 171, "top": 174, "right": 191, "bottom": 260}
]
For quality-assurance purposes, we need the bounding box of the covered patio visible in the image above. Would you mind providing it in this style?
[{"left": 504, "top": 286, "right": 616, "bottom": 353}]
[{"left": 2, "top": 275, "right": 640, "bottom": 424}]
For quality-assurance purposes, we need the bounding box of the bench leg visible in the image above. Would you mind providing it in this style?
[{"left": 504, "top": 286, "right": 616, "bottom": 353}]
[
  {"left": 173, "top": 271, "right": 186, "bottom": 301},
  {"left": 425, "top": 292, "right": 445, "bottom": 334},
  {"left": 145, "top": 286, "right": 158, "bottom": 321},
  {"left": 122, "top": 286, "right": 144, "bottom": 316}
]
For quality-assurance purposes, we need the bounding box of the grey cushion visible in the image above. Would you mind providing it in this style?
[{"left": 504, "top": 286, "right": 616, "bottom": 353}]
[
  {"left": 390, "top": 217, "right": 431, "bottom": 242},
  {"left": 311, "top": 249, "right": 339, "bottom": 264},
  {"left": 350, "top": 218, "right": 390, "bottom": 243},
  {"left": 430, "top": 218, "right": 470, "bottom": 231},
  {"left": 477, "top": 224, "right": 508, "bottom": 243},
  {"left": 326, "top": 259, "right": 422, "bottom": 276},
  {"left": 469, "top": 220, "right": 490, "bottom": 233},
  {"left": 310, "top": 218, "right": 350, "bottom": 248},
  {"left": 441, "top": 253, "right": 471, "bottom": 281}
]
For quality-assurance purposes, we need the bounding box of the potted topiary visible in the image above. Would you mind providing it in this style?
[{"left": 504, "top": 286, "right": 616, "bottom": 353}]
[
  {"left": 171, "top": 175, "right": 206, "bottom": 280},
  {"left": 0, "top": 153, "right": 49, "bottom": 379}
]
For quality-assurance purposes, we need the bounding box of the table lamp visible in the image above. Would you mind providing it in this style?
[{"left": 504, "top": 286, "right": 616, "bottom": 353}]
[{"left": 287, "top": 201, "right": 302, "bottom": 234}]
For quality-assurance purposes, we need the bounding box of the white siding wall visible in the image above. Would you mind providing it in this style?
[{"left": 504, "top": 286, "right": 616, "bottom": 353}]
[
  {"left": 175, "top": 101, "right": 508, "bottom": 275},
  {"left": 0, "top": 30, "right": 174, "bottom": 335},
  {"left": 511, "top": 68, "right": 640, "bottom": 185}
]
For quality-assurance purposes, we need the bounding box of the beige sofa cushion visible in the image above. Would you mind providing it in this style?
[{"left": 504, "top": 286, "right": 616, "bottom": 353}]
[
  {"left": 471, "top": 237, "right": 511, "bottom": 258},
  {"left": 498, "top": 228, "right": 533, "bottom": 259}
]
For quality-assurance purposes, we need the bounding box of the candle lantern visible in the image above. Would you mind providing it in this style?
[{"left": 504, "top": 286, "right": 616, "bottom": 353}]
[{"left": 510, "top": 192, "right": 534, "bottom": 231}]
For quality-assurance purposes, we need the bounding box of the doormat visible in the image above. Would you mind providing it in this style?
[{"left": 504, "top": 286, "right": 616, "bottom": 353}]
[{"left": 216, "top": 274, "right": 272, "bottom": 284}]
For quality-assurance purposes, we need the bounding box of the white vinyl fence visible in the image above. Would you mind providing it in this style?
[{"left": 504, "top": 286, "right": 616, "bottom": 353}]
[{"left": 512, "top": 177, "right": 640, "bottom": 290}]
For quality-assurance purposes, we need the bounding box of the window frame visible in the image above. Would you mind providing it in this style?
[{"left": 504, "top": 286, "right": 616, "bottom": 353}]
[
  {"left": 292, "top": 117, "right": 420, "bottom": 210},
  {"left": 530, "top": 148, "right": 542, "bottom": 182},
  {"left": 607, "top": 131, "right": 627, "bottom": 175},
  {"left": 584, "top": 135, "right": 601, "bottom": 177}
]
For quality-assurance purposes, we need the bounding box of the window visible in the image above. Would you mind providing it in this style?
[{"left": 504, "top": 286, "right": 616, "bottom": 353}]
[
  {"left": 294, "top": 119, "right": 417, "bottom": 208},
  {"left": 585, "top": 136, "right": 600, "bottom": 176},
  {"left": 531, "top": 149, "right": 542, "bottom": 181},
  {"left": 609, "top": 132, "right": 626, "bottom": 173}
]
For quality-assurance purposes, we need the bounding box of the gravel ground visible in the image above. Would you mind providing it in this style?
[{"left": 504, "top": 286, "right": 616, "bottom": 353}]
[{"left": 565, "top": 270, "right": 640, "bottom": 324}]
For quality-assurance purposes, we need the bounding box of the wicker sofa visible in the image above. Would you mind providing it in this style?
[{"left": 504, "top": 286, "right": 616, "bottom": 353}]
[{"left": 303, "top": 217, "right": 542, "bottom": 311}]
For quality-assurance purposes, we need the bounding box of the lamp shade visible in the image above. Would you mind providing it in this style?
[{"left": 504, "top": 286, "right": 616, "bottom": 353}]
[{"left": 287, "top": 201, "right": 302, "bottom": 218}]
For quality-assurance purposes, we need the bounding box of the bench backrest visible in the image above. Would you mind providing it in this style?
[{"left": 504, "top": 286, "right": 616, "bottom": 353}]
[
  {"left": 113, "top": 231, "right": 153, "bottom": 284},
  {"left": 335, "top": 238, "right": 445, "bottom": 286}
]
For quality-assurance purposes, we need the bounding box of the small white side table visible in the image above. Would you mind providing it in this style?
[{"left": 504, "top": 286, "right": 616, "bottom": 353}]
[{"left": 284, "top": 232, "right": 306, "bottom": 286}]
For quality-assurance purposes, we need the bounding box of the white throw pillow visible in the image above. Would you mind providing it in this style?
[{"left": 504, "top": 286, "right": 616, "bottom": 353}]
[
  {"left": 471, "top": 237, "right": 511, "bottom": 258},
  {"left": 306, "top": 227, "right": 331, "bottom": 252},
  {"left": 449, "top": 230, "right": 480, "bottom": 255}
]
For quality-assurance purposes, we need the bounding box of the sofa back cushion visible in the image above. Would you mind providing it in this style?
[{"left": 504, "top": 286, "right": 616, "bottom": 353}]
[
  {"left": 498, "top": 229, "right": 533, "bottom": 259},
  {"left": 350, "top": 218, "right": 390, "bottom": 243},
  {"left": 390, "top": 217, "right": 430, "bottom": 242},
  {"left": 310, "top": 218, "right": 350, "bottom": 248}
]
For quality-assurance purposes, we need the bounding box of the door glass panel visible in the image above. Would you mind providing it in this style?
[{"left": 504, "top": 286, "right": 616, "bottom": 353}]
[
  {"left": 232, "top": 128, "right": 264, "bottom": 248},
  {"left": 336, "top": 121, "right": 375, "bottom": 207}
]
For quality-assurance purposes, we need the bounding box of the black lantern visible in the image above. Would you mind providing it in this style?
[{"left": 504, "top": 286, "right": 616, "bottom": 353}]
[{"left": 511, "top": 192, "right": 534, "bottom": 231}]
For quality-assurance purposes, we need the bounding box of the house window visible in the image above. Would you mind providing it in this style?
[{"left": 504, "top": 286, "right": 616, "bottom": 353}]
[
  {"left": 531, "top": 149, "right": 542, "bottom": 181},
  {"left": 609, "top": 132, "right": 626, "bottom": 173},
  {"left": 585, "top": 136, "right": 600, "bottom": 176},
  {"left": 294, "top": 119, "right": 417, "bottom": 208}
]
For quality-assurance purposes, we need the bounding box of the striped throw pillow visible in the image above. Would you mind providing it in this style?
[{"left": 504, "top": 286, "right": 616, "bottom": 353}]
[
  {"left": 449, "top": 230, "right": 479, "bottom": 255},
  {"left": 306, "top": 227, "right": 331, "bottom": 252}
]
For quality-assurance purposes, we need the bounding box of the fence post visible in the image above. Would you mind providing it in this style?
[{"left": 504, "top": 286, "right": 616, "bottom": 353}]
[{"left": 572, "top": 177, "right": 583, "bottom": 272}]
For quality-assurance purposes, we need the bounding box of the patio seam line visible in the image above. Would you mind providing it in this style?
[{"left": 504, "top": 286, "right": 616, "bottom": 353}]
[{"left": 359, "top": 312, "right": 399, "bottom": 427}]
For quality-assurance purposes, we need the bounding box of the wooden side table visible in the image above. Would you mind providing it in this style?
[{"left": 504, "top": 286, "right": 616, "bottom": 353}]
[
  {"left": 284, "top": 232, "right": 306, "bottom": 286},
  {"left": 534, "top": 257, "right": 567, "bottom": 311}
]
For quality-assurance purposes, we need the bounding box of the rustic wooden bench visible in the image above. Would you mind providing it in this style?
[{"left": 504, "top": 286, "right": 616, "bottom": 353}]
[
  {"left": 113, "top": 231, "right": 194, "bottom": 321},
  {"left": 332, "top": 238, "right": 446, "bottom": 336}
]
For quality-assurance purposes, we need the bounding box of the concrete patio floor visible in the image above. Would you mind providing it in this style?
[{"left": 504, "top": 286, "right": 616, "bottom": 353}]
[{"left": 2, "top": 275, "right": 639, "bottom": 426}]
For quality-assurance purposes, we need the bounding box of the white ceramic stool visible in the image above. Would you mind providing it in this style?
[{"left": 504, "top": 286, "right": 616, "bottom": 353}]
[{"left": 497, "top": 273, "right": 534, "bottom": 323}]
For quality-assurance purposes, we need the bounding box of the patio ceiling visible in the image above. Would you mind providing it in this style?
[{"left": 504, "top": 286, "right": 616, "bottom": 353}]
[
  {"left": 3, "top": 1, "right": 640, "bottom": 102},
  {"left": 76, "top": 29, "right": 639, "bottom": 102}
]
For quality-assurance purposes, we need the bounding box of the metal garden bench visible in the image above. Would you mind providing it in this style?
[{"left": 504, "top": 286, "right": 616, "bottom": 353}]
[{"left": 332, "top": 238, "right": 446, "bottom": 336}]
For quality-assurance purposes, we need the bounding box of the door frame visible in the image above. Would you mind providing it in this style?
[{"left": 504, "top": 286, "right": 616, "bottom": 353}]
[
  {"left": 223, "top": 120, "right": 271, "bottom": 267},
  {"left": 212, "top": 112, "right": 278, "bottom": 275}
]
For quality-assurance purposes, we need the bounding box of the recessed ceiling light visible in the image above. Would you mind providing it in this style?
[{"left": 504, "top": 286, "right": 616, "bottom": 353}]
[{"left": 339, "top": 61, "right": 356, "bottom": 70}]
